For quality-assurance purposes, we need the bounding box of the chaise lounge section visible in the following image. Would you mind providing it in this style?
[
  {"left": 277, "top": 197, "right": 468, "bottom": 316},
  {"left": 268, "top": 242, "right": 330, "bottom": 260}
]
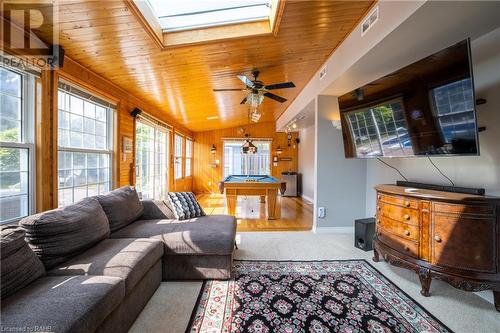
[{"left": 112, "top": 199, "right": 236, "bottom": 280}]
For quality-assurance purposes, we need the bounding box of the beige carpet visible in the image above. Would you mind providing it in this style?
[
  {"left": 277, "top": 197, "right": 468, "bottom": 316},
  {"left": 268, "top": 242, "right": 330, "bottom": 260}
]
[{"left": 129, "top": 232, "right": 500, "bottom": 333}]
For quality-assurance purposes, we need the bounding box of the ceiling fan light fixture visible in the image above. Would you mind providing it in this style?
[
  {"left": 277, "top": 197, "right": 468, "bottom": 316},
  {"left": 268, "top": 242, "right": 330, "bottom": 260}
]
[
  {"left": 247, "top": 92, "right": 264, "bottom": 107},
  {"left": 250, "top": 111, "right": 261, "bottom": 122}
]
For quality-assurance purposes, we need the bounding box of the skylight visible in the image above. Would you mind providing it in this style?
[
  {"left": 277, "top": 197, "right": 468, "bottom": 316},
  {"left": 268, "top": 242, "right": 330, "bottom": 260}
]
[{"left": 147, "top": 0, "right": 272, "bottom": 32}]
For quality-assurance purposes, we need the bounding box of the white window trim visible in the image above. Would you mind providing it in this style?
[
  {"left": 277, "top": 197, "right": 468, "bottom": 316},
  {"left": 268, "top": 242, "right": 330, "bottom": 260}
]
[{"left": 0, "top": 66, "right": 36, "bottom": 224}]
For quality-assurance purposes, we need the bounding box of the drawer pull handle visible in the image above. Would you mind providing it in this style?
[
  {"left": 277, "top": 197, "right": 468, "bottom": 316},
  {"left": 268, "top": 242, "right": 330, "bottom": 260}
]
[
  {"left": 377, "top": 206, "right": 381, "bottom": 211},
  {"left": 404, "top": 201, "right": 411, "bottom": 207},
  {"left": 404, "top": 230, "right": 410, "bottom": 236},
  {"left": 404, "top": 214, "right": 411, "bottom": 221},
  {"left": 434, "top": 235, "right": 442, "bottom": 242},
  {"left": 404, "top": 245, "right": 410, "bottom": 251}
]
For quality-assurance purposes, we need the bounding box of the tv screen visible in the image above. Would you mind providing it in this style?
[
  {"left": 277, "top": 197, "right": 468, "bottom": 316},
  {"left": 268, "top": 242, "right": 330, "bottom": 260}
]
[{"left": 339, "top": 39, "right": 479, "bottom": 158}]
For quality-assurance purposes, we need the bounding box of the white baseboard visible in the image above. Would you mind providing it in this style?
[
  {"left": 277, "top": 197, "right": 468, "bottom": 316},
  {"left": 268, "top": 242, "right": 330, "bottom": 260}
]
[
  {"left": 313, "top": 226, "right": 354, "bottom": 234},
  {"left": 300, "top": 193, "right": 314, "bottom": 203}
]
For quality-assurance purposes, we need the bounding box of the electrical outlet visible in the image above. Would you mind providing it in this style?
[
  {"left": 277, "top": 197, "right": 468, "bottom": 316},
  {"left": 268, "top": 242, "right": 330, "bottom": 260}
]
[{"left": 318, "top": 207, "right": 326, "bottom": 218}]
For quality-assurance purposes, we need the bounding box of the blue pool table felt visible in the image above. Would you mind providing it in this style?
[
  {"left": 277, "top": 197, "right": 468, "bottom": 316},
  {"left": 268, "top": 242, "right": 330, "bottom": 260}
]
[{"left": 224, "top": 175, "right": 280, "bottom": 183}]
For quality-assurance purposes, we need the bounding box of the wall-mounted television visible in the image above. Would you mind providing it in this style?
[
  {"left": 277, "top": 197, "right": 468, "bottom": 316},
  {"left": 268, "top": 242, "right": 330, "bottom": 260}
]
[{"left": 339, "top": 39, "right": 479, "bottom": 158}]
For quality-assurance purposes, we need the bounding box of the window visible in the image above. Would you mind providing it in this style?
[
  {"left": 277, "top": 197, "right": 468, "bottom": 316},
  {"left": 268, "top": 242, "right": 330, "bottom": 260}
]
[
  {"left": 346, "top": 98, "right": 413, "bottom": 157},
  {"left": 223, "top": 140, "right": 270, "bottom": 177},
  {"left": 431, "top": 78, "right": 476, "bottom": 143},
  {"left": 148, "top": 0, "right": 271, "bottom": 32},
  {"left": 0, "top": 66, "right": 35, "bottom": 224},
  {"left": 57, "top": 83, "right": 114, "bottom": 206},
  {"left": 135, "top": 120, "right": 169, "bottom": 199},
  {"left": 185, "top": 138, "right": 192, "bottom": 177},
  {"left": 174, "top": 134, "right": 183, "bottom": 179}
]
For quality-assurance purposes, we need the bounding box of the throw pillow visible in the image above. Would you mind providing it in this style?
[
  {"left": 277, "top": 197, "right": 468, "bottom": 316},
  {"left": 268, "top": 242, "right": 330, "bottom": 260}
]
[{"left": 167, "top": 192, "right": 206, "bottom": 220}]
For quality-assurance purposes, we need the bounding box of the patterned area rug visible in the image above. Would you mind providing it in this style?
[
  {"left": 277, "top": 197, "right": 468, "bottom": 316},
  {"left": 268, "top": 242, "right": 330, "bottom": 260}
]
[{"left": 187, "top": 260, "right": 452, "bottom": 333}]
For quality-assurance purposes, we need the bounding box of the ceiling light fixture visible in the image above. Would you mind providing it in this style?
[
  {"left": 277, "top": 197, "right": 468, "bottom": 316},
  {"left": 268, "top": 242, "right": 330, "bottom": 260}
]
[{"left": 241, "top": 134, "right": 257, "bottom": 154}]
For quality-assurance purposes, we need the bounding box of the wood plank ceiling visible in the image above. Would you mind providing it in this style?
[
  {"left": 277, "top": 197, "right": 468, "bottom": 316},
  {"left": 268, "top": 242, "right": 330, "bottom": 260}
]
[{"left": 36, "top": 0, "right": 374, "bottom": 131}]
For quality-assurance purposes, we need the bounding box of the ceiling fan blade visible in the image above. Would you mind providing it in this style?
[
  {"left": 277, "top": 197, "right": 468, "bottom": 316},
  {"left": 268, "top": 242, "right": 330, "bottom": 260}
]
[
  {"left": 240, "top": 97, "right": 248, "bottom": 104},
  {"left": 264, "top": 92, "right": 287, "bottom": 103},
  {"left": 213, "top": 88, "right": 245, "bottom": 91},
  {"left": 264, "top": 82, "right": 296, "bottom": 90},
  {"left": 237, "top": 75, "right": 254, "bottom": 88}
]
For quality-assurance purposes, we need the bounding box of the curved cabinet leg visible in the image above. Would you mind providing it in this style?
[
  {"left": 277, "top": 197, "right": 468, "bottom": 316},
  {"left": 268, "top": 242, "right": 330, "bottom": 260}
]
[
  {"left": 418, "top": 268, "right": 432, "bottom": 297},
  {"left": 373, "top": 248, "right": 380, "bottom": 262},
  {"left": 494, "top": 291, "right": 500, "bottom": 312}
]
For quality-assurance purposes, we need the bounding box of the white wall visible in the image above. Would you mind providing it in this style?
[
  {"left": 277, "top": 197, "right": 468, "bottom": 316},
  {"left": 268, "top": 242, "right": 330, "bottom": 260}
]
[
  {"left": 365, "top": 27, "right": 500, "bottom": 216},
  {"left": 315, "top": 96, "right": 367, "bottom": 230},
  {"left": 298, "top": 125, "right": 315, "bottom": 202}
]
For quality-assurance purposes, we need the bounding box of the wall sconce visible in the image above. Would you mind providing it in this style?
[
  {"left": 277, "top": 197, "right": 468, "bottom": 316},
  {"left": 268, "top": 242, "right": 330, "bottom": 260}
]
[
  {"left": 331, "top": 120, "right": 342, "bottom": 130},
  {"left": 210, "top": 144, "right": 217, "bottom": 154},
  {"left": 276, "top": 146, "right": 283, "bottom": 155}
]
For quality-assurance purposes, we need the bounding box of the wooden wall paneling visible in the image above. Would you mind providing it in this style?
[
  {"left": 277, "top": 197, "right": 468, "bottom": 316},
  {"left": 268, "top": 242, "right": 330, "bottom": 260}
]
[
  {"left": 35, "top": 70, "right": 58, "bottom": 212},
  {"left": 193, "top": 121, "right": 298, "bottom": 194}
]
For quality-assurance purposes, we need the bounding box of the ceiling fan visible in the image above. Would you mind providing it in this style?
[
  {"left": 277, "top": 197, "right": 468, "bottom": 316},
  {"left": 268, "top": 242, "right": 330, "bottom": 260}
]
[{"left": 213, "top": 70, "right": 296, "bottom": 105}]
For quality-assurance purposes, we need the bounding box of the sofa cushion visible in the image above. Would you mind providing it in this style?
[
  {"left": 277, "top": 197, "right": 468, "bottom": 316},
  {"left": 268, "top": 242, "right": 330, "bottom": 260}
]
[
  {"left": 167, "top": 192, "right": 205, "bottom": 220},
  {"left": 20, "top": 197, "right": 110, "bottom": 269},
  {"left": 110, "top": 215, "right": 236, "bottom": 255},
  {"left": 141, "top": 199, "right": 176, "bottom": 220},
  {"left": 48, "top": 238, "right": 163, "bottom": 294},
  {"left": 1, "top": 227, "right": 45, "bottom": 299},
  {"left": 0, "top": 275, "right": 124, "bottom": 333},
  {"left": 96, "top": 186, "right": 144, "bottom": 232}
]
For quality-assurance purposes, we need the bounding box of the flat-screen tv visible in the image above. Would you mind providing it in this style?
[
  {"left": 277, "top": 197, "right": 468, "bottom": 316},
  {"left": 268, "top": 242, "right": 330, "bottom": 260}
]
[{"left": 339, "top": 39, "right": 479, "bottom": 158}]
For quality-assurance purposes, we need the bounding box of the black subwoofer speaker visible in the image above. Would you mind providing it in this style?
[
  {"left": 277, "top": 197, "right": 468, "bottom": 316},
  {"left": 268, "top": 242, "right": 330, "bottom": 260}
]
[{"left": 354, "top": 217, "right": 375, "bottom": 251}]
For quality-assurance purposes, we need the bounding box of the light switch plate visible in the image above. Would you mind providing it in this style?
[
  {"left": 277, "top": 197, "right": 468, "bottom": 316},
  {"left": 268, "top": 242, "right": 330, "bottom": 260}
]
[{"left": 318, "top": 207, "right": 326, "bottom": 218}]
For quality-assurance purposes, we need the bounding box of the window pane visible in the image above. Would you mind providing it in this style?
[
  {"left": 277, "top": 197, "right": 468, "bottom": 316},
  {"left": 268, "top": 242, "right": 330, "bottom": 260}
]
[
  {"left": 0, "top": 93, "right": 22, "bottom": 143},
  {"left": 149, "top": 0, "right": 271, "bottom": 31},
  {"left": 135, "top": 121, "right": 168, "bottom": 199},
  {"left": 0, "top": 67, "right": 21, "bottom": 97},
  {"left": 174, "top": 134, "right": 183, "bottom": 179},
  {"left": 58, "top": 89, "right": 111, "bottom": 151},
  {"left": 223, "top": 140, "right": 270, "bottom": 177},
  {"left": 1, "top": 67, "right": 34, "bottom": 223},
  {"left": 0, "top": 148, "right": 29, "bottom": 222}
]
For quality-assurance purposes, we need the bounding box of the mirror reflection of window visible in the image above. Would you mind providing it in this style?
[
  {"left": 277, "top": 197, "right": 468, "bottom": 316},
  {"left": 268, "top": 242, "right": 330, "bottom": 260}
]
[
  {"left": 346, "top": 98, "right": 412, "bottom": 158},
  {"left": 431, "top": 78, "right": 476, "bottom": 150}
]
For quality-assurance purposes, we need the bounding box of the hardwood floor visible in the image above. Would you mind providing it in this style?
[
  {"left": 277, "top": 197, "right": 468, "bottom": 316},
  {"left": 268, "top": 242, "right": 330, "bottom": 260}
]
[{"left": 197, "top": 194, "right": 313, "bottom": 232}]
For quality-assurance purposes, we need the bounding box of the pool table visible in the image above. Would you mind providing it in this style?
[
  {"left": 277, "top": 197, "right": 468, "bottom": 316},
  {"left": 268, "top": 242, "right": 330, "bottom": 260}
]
[{"left": 218, "top": 175, "right": 286, "bottom": 220}]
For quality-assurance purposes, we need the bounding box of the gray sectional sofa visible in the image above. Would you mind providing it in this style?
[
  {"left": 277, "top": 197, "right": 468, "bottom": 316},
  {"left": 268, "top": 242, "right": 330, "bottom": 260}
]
[{"left": 0, "top": 186, "right": 236, "bottom": 333}]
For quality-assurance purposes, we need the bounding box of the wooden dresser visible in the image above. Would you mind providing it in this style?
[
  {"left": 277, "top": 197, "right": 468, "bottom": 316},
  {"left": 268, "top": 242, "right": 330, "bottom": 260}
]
[{"left": 373, "top": 184, "right": 500, "bottom": 311}]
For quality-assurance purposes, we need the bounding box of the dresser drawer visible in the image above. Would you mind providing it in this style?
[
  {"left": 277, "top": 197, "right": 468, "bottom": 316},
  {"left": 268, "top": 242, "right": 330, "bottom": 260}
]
[
  {"left": 377, "top": 230, "right": 419, "bottom": 258},
  {"left": 377, "top": 216, "right": 419, "bottom": 241},
  {"left": 378, "top": 203, "right": 419, "bottom": 225},
  {"left": 432, "top": 202, "right": 496, "bottom": 217},
  {"left": 377, "top": 193, "right": 418, "bottom": 209}
]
